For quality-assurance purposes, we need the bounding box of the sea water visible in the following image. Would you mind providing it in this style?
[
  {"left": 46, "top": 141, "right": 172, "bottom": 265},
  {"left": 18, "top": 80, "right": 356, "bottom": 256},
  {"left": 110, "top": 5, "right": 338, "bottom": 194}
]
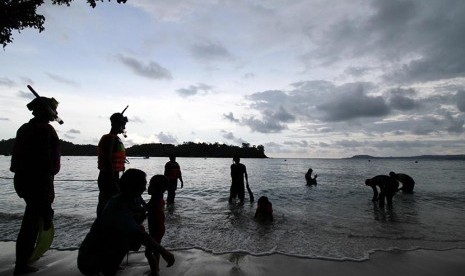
[{"left": 1, "top": 156, "right": 465, "bottom": 260}]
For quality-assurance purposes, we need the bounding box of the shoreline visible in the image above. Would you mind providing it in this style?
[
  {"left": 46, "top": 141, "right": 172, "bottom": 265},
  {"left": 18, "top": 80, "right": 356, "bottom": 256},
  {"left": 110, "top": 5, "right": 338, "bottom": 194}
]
[{"left": 2, "top": 242, "right": 465, "bottom": 276}]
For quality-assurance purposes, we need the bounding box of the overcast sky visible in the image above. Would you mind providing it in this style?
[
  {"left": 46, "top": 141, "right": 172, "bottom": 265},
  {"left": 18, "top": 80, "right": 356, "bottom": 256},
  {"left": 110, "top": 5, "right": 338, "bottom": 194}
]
[{"left": 1, "top": 0, "right": 465, "bottom": 158}]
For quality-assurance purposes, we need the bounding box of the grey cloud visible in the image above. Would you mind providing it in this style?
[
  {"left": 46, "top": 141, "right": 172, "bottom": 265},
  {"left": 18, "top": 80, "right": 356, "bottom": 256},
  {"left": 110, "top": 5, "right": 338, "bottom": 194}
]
[
  {"left": 17, "top": 90, "right": 35, "bottom": 99},
  {"left": 444, "top": 113, "right": 464, "bottom": 134},
  {"left": 46, "top": 73, "right": 80, "bottom": 87},
  {"left": 116, "top": 54, "right": 172, "bottom": 80},
  {"left": 223, "top": 112, "right": 240, "bottom": 123},
  {"left": 222, "top": 131, "right": 234, "bottom": 140},
  {"left": 264, "top": 106, "right": 295, "bottom": 123},
  {"left": 302, "top": 0, "right": 465, "bottom": 83},
  {"left": 242, "top": 116, "right": 287, "bottom": 133},
  {"left": 20, "top": 77, "right": 34, "bottom": 86},
  {"left": 283, "top": 140, "right": 309, "bottom": 147},
  {"left": 457, "top": 90, "right": 465, "bottom": 112},
  {"left": 0, "top": 77, "right": 15, "bottom": 87},
  {"left": 64, "top": 134, "right": 76, "bottom": 140},
  {"left": 156, "top": 132, "right": 178, "bottom": 144},
  {"left": 190, "top": 40, "right": 232, "bottom": 61},
  {"left": 176, "top": 83, "right": 213, "bottom": 97},
  {"left": 263, "top": 142, "right": 284, "bottom": 153},
  {"left": 344, "top": 66, "right": 373, "bottom": 77},
  {"left": 221, "top": 130, "right": 247, "bottom": 145},
  {"left": 387, "top": 88, "right": 418, "bottom": 111},
  {"left": 317, "top": 88, "right": 390, "bottom": 122},
  {"left": 243, "top": 73, "right": 255, "bottom": 79},
  {"left": 240, "top": 106, "right": 295, "bottom": 133},
  {"left": 67, "top": 129, "right": 80, "bottom": 134},
  {"left": 247, "top": 90, "right": 289, "bottom": 109}
]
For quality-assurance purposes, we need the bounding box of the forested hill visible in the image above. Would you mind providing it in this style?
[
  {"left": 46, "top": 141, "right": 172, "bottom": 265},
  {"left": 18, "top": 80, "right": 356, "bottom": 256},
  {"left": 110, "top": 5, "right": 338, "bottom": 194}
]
[
  {"left": 0, "top": 139, "right": 267, "bottom": 158},
  {"left": 347, "top": 154, "right": 465, "bottom": 160}
]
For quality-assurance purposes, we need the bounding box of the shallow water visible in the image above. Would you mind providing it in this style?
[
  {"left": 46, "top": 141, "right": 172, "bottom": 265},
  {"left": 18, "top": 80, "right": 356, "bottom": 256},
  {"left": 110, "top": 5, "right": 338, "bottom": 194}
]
[{"left": 1, "top": 156, "right": 465, "bottom": 260}]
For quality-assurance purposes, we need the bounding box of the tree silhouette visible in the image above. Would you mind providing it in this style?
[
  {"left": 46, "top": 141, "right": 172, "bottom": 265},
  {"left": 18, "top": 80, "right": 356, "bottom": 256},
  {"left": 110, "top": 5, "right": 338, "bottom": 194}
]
[
  {"left": 0, "top": 138, "right": 268, "bottom": 158},
  {"left": 1, "top": 0, "right": 127, "bottom": 48}
]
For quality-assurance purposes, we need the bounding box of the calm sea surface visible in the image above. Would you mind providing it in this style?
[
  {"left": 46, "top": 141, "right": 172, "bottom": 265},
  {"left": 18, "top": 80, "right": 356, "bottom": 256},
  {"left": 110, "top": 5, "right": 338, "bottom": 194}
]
[{"left": 1, "top": 156, "right": 465, "bottom": 260}]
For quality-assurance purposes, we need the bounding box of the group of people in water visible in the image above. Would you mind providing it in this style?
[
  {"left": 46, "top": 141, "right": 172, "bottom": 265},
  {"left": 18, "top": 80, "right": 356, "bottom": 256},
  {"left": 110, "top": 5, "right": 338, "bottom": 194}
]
[
  {"left": 9, "top": 90, "right": 413, "bottom": 275},
  {"left": 365, "top": 172, "right": 415, "bottom": 207},
  {"left": 306, "top": 167, "right": 414, "bottom": 208}
]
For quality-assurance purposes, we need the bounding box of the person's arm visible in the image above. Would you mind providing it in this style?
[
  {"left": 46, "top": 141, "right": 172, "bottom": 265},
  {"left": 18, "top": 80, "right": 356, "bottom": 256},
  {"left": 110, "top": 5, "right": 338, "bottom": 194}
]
[
  {"left": 178, "top": 164, "right": 183, "bottom": 188},
  {"left": 371, "top": 185, "right": 378, "bottom": 202},
  {"left": 164, "top": 162, "right": 169, "bottom": 177}
]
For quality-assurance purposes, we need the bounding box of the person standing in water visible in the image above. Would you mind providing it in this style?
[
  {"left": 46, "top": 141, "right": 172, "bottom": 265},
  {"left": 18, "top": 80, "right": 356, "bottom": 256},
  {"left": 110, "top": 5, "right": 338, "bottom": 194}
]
[
  {"left": 305, "top": 168, "right": 318, "bottom": 185},
  {"left": 96, "top": 111, "right": 128, "bottom": 216},
  {"left": 164, "top": 153, "right": 183, "bottom": 205},
  {"left": 365, "top": 175, "right": 399, "bottom": 207},
  {"left": 389, "top": 171, "right": 415, "bottom": 193},
  {"left": 10, "top": 95, "right": 61, "bottom": 275},
  {"left": 229, "top": 155, "right": 249, "bottom": 204}
]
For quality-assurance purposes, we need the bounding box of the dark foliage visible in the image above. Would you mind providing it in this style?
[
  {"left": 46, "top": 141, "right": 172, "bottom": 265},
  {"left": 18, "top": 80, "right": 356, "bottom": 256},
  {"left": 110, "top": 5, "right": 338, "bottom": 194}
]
[
  {"left": 127, "top": 142, "right": 267, "bottom": 158},
  {"left": 0, "top": 138, "right": 268, "bottom": 158},
  {"left": 1, "top": 0, "right": 127, "bottom": 47}
]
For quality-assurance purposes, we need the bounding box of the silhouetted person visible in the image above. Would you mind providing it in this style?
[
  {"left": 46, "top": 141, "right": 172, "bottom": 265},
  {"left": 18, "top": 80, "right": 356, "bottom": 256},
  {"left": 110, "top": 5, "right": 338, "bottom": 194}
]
[
  {"left": 365, "top": 175, "right": 399, "bottom": 207},
  {"left": 305, "top": 168, "right": 317, "bottom": 185},
  {"left": 145, "top": 175, "right": 169, "bottom": 275},
  {"left": 389, "top": 171, "right": 415, "bottom": 193},
  {"left": 164, "top": 153, "right": 183, "bottom": 204},
  {"left": 96, "top": 112, "right": 128, "bottom": 216},
  {"left": 255, "top": 196, "right": 273, "bottom": 222},
  {"left": 229, "top": 155, "right": 249, "bottom": 204},
  {"left": 10, "top": 96, "right": 61, "bottom": 275},
  {"left": 78, "top": 169, "right": 175, "bottom": 276}
]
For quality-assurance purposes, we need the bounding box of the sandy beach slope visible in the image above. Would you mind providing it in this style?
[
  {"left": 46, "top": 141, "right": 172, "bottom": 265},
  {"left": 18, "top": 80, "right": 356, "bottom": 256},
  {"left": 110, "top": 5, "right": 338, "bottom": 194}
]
[{"left": 1, "top": 242, "right": 465, "bottom": 276}]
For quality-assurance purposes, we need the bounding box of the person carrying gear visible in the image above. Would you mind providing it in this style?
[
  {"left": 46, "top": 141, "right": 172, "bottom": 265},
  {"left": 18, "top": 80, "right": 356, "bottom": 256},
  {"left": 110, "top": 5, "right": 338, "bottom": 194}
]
[
  {"left": 96, "top": 108, "right": 128, "bottom": 216},
  {"left": 10, "top": 89, "right": 62, "bottom": 275}
]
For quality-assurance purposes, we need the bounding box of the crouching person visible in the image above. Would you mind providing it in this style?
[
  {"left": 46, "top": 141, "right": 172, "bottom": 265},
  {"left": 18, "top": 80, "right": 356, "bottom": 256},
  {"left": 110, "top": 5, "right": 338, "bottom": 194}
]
[{"left": 78, "top": 169, "right": 174, "bottom": 276}]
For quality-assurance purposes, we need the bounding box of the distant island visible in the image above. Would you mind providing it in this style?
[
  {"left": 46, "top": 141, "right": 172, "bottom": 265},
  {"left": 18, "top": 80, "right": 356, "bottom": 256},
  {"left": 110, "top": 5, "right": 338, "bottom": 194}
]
[
  {"left": 0, "top": 138, "right": 267, "bottom": 158},
  {"left": 347, "top": 154, "right": 465, "bottom": 160}
]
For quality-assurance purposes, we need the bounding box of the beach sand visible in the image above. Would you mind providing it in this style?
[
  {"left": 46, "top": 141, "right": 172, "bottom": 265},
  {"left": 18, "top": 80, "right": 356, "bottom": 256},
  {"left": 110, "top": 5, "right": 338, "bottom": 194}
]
[{"left": 1, "top": 242, "right": 465, "bottom": 276}]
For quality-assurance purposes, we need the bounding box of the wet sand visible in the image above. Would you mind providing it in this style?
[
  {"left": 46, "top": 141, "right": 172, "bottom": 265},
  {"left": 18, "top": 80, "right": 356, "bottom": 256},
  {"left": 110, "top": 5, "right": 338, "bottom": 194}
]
[{"left": 1, "top": 242, "right": 465, "bottom": 276}]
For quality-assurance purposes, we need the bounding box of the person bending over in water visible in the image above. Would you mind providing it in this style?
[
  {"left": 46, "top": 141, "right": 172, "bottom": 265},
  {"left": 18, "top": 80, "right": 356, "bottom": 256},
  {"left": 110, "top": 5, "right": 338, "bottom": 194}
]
[
  {"left": 389, "top": 171, "right": 415, "bottom": 193},
  {"left": 305, "top": 168, "right": 317, "bottom": 185},
  {"left": 78, "top": 169, "right": 174, "bottom": 276},
  {"left": 365, "top": 175, "right": 399, "bottom": 207},
  {"left": 145, "top": 175, "right": 169, "bottom": 276},
  {"left": 255, "top": 196, "right": 273, "bottom": 222}
]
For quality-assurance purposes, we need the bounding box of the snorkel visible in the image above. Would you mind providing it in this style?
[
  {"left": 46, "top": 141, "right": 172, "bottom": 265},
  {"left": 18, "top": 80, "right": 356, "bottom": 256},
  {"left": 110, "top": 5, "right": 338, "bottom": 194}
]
[
  {"left": 27, "top": 85, "right": 64, "bottom": 125},
  {"left": 111, "top": 106, "right": 129, "bottom": 138},
  {"left": 121, "top": 105, "right": 129, "bottom": 138}
]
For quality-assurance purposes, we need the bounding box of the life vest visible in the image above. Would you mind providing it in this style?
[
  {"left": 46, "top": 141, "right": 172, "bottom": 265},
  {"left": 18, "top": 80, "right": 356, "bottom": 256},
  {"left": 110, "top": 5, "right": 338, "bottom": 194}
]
[
  {"left": 98, "top": 134, "right": 126, "bottom": 172},
  {"left": 112, "top": 140, "right": 126, "bottom": 171}
]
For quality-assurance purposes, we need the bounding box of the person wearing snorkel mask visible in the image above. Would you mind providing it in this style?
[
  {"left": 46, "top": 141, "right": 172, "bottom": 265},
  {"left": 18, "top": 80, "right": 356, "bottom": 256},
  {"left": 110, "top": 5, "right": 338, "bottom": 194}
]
[
  {"left": 96, "top": 111, "right": 128, "bottom": 217},
  {"left": 10, "top": 96, "right": 61, "bottom": 275}
]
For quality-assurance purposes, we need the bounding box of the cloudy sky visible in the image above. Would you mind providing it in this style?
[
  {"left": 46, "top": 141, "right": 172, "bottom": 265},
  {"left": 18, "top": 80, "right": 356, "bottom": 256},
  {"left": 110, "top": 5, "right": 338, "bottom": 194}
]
[{"left": 1, "top": 0, "right": 465, "bottom": 158}]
